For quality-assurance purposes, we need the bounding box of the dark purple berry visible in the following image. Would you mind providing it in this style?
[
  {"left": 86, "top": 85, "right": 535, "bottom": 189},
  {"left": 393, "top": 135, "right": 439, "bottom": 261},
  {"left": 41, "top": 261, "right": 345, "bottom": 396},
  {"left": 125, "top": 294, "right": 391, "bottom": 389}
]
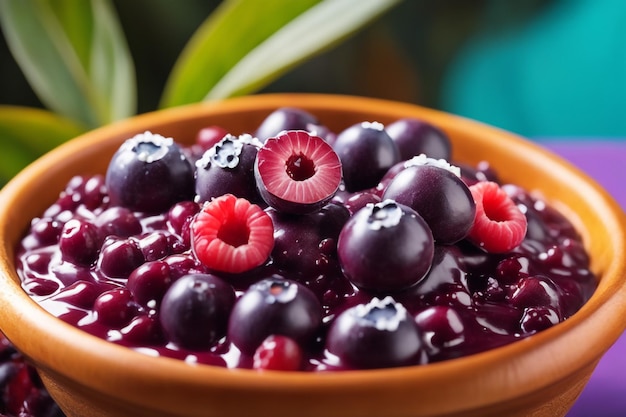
[
  {"left": 127, "top": 260, "right": 173, "bottom": 307},
  {"left": 195, "top": 134, "right": 262, "bottom": 204},
  {"left": 49, "top": 280, "right": 102, "bottom": 310},
  {"left": 337, "top": 200, "right": 434, "bottom": 292},
  {"left": 94, "top": 288, "right": 138, "bottom": 327},
  {"left": 160, "top": 274, "right": 236, "bottom": 350},
  {"left": 520, "top": 306, "right": 560, "bottom": 333},
  {"left": 168, "top": 201, "right": 200, "bottom": 235},
  {"left": 509, "top": 276, "right": 561, "bottom": 310},
  {"left": 385, "top": 118, "right": 452, "bottom": 160},
  {"left": 332, "top": 121, "right": 400, "bottom": 192},
  {"left": 98, "top": 238, "right": 145, "bottom": 279},
  {"left": 227, "top": 277, "right": 322, "bottom": 355},
  {"left": 255, "top": 107, "right": 320, "bottom": 141},
  {"left": 80, "top": 174, "right": 108, "bottom": 210},
  {"left": 164, "top": 254, "right": 206, "bottom": 279},
  {"left": 268, "top": 203, "right": 349, "bottom": 279},
  {"left": 383, "top": 164, "right": 475, "bottom": 244},
  {"left": 95, "top": 206, "right": 142, "bottom": 238},
  {"left": 105, "top": 132, "right": 195, "bottom": 213},
  {"left": 120, "top": 315, "right": 165, "bottom": 346},
  {"left": 138, "top": 231, "right": 171, "bottom": 261},
  {"left": 326, "top": 296, "right": 422, "bottom": 369},
  {"left": 495, "top": 256, "right": 530, "bottom": 285},
  {"left": 30, "top": 218, "right": 62, "bottom": 246},
  {"left": 415, "top": 306, "right": 465, "bottom": 352},
  {"left": 344, "top": 191, "right": 381, "bottom": 215},
  {"left": 59, "top": 219, "right": 100, "bottom": 266}
]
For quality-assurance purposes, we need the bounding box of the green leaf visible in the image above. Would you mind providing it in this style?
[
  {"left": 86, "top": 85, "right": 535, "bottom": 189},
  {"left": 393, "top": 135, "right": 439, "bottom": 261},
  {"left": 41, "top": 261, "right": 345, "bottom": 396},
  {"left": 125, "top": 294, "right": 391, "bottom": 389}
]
[
  {"left": 206, "top": 0, "right": 402, "bottom": 100},
  {"left": 0, "top": 105, "right": 86, "bottom": 187},
  {"left": 161, "top": 0, "right": 401, "bottom": 106},
  {"left": 160, "top": 0, "right": 321, "bottom": 108},
  {"left": 0, "top": 0, "right": 136, "bottom": 128}
]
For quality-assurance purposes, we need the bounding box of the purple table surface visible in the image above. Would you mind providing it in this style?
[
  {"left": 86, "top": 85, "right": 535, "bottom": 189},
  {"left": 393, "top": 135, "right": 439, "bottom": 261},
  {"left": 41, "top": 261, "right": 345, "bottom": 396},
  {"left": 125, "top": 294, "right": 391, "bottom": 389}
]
[{"left": 538, "top": 140, "right": 626, "bottom": 417}]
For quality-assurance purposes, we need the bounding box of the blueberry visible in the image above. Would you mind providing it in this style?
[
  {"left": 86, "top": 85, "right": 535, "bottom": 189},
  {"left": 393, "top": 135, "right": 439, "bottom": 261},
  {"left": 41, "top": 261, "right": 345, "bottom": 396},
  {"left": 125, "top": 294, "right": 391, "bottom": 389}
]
[
  {"left": 227, "top": 276, "right": 322, "bottom": 355},
  {"left": 326, "top": 296, "right": 422, "bottom": 369},
  {"left": 385, "top": 118, "right": 452, "bottom": 161},
  {"left": 105, "top": 132, "right": 194, "bottom": 213},
  {"left": 332, "top": 121, "right": 400, "bottom": 192},
  {"left": 383, "top": 164, "right": 475, "bottom": 244},
  {"left": 255, "top": 107, "right": 320, "bottom": 141},
  {"left": 195, "top": 134, "right": 262, "bottom": 204},
  {"left": 337, "top": 200, "right": 434, "bottom": 292},
  {"left": 159, "top": 274, "right": 236, "bottom": 350}
]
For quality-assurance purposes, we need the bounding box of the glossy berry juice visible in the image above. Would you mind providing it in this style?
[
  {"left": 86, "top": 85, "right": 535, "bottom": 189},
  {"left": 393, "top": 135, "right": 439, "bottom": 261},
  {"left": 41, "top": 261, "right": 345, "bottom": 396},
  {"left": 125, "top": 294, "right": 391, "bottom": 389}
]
[{"left": 14, "top": 107, "right": 597, "bottom": 372}]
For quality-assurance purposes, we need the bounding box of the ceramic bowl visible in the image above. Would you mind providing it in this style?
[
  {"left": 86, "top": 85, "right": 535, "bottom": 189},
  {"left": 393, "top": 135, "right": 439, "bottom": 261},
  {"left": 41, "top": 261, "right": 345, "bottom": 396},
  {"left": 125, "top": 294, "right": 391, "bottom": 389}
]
[{"left": 1, "top": 94, "right": 625, "bottom": 417}]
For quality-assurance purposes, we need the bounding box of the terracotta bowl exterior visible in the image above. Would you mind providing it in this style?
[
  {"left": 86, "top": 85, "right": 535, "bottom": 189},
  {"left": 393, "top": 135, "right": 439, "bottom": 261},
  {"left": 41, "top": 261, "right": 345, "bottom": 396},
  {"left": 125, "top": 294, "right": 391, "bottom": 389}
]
[{"left": 0, "top": 94, "right": 625, "bottom": 417}]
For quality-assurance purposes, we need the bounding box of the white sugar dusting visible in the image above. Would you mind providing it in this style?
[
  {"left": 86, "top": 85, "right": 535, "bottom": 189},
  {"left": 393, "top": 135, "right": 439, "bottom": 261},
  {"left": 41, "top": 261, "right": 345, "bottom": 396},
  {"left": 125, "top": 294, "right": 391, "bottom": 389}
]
[{"left": 404, "top": 154, "right": 461, "bottom": 177}]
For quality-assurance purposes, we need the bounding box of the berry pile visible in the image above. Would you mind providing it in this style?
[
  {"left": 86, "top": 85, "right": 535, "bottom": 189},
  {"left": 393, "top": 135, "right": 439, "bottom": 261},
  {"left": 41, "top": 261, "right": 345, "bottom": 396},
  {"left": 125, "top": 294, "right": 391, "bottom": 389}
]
[
  {"left": 0, "top": 332, "right": 64, "bottom": 417},
  {"left": 12, "top": 107, "right": 596, "bottom": 377}
]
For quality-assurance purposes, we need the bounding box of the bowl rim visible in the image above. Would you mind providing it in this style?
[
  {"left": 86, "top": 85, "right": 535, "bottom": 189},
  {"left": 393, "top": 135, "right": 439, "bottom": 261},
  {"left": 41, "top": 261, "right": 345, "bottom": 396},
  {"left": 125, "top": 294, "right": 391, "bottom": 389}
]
[{"left": 1, "top": 93, "right": 625, "bottom": 413}]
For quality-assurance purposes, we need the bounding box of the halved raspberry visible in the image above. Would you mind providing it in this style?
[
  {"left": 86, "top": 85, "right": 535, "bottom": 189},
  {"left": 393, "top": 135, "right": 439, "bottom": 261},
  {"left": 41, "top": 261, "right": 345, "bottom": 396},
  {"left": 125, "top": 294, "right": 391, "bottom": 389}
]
[
  {"left": 255, "top": 130, "right": 342, "bottom": 214},
  {"left": 467, "top": 181, "right": 527, "bottom": 253},
  {"left": 191, "top": 194, "right": 274, "bottom": 274}
]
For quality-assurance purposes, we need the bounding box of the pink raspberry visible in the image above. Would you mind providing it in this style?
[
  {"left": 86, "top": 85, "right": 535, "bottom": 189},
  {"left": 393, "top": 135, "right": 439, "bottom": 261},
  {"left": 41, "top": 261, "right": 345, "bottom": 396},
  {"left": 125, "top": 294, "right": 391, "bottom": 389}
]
[
  {"left": 468, "top": 181, "right": 527, "bottom": 253},
  {"left": 191, "top": 194, "right": 274, "bottom": 273}
]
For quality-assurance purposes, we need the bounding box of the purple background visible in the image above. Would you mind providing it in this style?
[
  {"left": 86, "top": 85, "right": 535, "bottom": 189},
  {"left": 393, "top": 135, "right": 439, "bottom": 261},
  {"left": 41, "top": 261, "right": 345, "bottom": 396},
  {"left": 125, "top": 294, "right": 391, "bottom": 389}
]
[{"left": 542, "top": 141, "right": 626, "bottom": 416}]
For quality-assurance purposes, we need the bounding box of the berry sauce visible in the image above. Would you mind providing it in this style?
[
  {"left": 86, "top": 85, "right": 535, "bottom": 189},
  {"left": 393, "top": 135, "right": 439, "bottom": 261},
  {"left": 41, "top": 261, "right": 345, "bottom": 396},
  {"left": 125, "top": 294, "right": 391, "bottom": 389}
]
[{"left": 13, "top": 113, "right": 597, "bottom": 373}]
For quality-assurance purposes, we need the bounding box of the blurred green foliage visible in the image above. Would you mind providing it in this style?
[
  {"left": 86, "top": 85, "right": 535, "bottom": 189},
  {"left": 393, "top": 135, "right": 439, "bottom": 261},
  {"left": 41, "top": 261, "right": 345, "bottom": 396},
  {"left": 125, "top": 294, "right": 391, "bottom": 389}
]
[
  {"left": 3, "top": 1, "right": 551, "bottom": 187},
  {"left": 0, "top": 0, "right": 403, "bottom": 187}
]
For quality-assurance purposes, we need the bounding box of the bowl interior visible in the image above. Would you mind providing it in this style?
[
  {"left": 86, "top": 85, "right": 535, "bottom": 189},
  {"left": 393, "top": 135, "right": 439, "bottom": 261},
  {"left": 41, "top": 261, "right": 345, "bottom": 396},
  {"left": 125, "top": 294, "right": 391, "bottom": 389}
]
[{"left": 1, "top": 93, "right": 625, "bottom": 417}]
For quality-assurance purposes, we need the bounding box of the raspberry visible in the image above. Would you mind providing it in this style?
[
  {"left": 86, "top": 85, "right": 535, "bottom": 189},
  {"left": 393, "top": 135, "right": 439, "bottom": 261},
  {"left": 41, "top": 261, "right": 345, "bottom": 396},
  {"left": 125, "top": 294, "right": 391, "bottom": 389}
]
[
  {"left": 467, "top": 181, "right": 527, "bottom": 253},
  {"left": 191, "top": 194, "right": 274, "bottom": 274}
]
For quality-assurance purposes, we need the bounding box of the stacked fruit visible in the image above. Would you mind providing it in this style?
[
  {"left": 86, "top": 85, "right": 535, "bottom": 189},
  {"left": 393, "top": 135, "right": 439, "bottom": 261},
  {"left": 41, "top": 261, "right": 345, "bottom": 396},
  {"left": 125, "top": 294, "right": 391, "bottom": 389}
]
[
  {"left": 0, "top": 332, "right": 64, "bottom": 417},
  {"left": 13, "top": 107, "right": 596, "bottom": 375}
]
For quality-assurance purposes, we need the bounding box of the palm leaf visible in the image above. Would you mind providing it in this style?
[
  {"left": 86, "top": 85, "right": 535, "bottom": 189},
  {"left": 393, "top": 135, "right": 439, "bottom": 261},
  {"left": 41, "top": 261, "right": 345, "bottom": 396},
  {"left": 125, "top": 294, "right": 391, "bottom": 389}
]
[
  {"left": 0, "top": 0, "right": 136, "bottom": 128},
  {"left": 205, "top": 0, "right": 402, "bottom": 100},
  {"left": 160, "top": 0, "right": 321, "bottom": 108},
  {"left": 0, "top": 105, "right": 85, "bottom": 186}
]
